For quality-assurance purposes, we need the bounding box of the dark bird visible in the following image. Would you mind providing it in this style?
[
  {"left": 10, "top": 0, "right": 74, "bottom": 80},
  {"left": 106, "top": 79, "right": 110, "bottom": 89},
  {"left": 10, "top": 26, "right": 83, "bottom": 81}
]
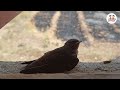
[{"left": 20, "top": 39, "right": 81, "bottom": 74}]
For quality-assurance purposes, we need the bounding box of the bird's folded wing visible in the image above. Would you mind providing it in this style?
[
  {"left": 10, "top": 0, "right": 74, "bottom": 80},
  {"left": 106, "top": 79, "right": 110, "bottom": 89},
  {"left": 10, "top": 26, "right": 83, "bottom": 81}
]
[{"left": 24, "top": 51, "right": 64, "bottom": 68}]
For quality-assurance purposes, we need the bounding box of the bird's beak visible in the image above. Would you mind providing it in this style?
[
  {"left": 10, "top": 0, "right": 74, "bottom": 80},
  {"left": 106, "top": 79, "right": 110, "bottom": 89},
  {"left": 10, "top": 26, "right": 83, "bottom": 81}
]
[
  {"left": 79, "top": 41, "right": 82, "bottom": 43},
  {"left": 76, "top": 41, "right": 81, "bottom": 44}
]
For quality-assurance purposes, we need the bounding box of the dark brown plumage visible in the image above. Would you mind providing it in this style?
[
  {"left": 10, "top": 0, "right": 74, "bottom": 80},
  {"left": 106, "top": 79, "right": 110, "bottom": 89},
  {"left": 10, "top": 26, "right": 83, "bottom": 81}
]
[{"left": 20, "top": 39, "right": 81, "bottom": 74}]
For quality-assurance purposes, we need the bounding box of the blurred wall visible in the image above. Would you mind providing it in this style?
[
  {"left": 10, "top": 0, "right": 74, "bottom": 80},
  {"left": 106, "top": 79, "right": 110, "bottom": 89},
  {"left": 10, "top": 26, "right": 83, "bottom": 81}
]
[{"left": 0, "top": 11, "right": 21, "bottom": 29}]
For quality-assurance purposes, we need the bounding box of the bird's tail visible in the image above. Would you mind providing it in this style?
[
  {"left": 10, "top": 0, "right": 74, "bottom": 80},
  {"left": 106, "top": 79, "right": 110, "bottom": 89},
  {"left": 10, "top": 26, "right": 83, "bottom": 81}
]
[
  {"left": 21, "top": 60, "right": 36, "bottom": 64},
  {"left": 20, "top": 69, "right": 31, "bottom": 74}
]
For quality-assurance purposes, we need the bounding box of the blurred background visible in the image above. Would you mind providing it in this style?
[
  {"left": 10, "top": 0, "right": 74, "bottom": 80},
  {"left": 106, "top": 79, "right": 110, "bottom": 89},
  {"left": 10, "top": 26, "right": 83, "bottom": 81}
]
[{"left": 0, "top": 11, "right": 120, "bottom": 63}]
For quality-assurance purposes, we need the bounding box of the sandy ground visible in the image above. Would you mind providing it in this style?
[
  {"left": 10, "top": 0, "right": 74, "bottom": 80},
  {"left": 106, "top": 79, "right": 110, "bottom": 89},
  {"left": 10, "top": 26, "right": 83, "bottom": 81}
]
[
  {"left": 0, "top": 11, "right": 120, "bottom": 79},
  {"left": 0, "top": 59, "right": 120, "bottom": 79},
  {"left": 1, "top": 57, "right": 120, "bottom": 74}
]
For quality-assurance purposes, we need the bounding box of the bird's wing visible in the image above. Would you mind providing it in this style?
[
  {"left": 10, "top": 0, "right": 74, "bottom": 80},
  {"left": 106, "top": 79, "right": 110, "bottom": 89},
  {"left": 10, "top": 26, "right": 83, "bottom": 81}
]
[
  {"left": 23, "top": 47, "right": 66, "bottom": 70},
  {"left": 20, "top": 54, "right": 79, "bottom": 74},
  {"left": 20, "top": 49, "right": 58, "bottom": 65}
]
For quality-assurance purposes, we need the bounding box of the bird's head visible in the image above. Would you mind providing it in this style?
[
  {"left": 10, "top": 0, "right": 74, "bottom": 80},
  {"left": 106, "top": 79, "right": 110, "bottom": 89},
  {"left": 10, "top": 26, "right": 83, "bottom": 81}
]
[{"left": 64, "top": 39, "right": 82, "bottom": 52}]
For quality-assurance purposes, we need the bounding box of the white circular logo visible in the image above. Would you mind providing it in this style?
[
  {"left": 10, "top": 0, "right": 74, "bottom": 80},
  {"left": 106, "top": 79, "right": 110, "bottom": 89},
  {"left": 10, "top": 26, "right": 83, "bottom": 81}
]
[{"left": 106, "top": 13, "right": 117, "bottom": 24}]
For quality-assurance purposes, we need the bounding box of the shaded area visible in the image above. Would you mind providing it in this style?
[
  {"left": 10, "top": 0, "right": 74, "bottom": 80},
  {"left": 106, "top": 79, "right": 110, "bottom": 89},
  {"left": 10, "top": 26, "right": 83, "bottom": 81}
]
[
  {"left": 84, "top": 11, "right": 120, "bottom": 42},
  {"left": 34, "top": 11, "right": 56, "bottom": 31},
  {"left": 33, "top": 11, "right": 120, "bottom": 43},
  {"left": 57, "top": 11, "right": 85, "bottom": 41}
]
